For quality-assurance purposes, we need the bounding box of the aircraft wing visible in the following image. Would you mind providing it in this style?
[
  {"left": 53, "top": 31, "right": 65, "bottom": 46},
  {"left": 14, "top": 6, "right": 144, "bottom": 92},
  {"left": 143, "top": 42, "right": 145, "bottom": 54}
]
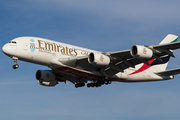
[
  {"left": 151, "top": 41, "right": 180, "bottom": 51},
  {"left": 107, "top": 41, "right": 180, "bottom": 60},
  {"left": 106, "top": 49, "right": 132, "bottom": 60},
  {"left": 155, "top": 68, "right": 180, "bottom": 76}
]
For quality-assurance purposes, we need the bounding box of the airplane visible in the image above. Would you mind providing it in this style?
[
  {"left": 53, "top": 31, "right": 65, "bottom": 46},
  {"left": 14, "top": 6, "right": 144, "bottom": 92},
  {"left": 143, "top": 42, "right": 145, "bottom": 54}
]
[{"left": 2, "top": 34, "right": 180, "bottom": 88}]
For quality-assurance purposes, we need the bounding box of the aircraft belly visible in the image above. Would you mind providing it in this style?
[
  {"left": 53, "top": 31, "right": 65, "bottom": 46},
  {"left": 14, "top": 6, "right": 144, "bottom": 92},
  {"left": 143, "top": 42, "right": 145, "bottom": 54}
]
[
  {"left": 55, "top": 66, "right": 100, "bottom": 80},
  {"left": 126, "top": 73, "right": 173, "bottom": 82}
]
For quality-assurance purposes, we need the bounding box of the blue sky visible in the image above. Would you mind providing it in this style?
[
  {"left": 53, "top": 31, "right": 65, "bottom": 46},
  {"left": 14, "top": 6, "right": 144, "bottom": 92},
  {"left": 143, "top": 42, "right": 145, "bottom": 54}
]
[{"left": 1, "top": 0, "right": 180, "bottom": 120}]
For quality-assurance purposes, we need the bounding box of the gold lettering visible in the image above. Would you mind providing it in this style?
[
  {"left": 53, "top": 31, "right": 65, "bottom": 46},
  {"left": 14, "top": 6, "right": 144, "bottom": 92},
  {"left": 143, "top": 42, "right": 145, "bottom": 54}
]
[
  {"left": 69, "top": 48, "right": 73, "bottom": 55},
  {"left": 81, "top": 51, "right": 89, "bottom": 56},
  {"left": 54, "top": 43, "right": 57, "bottom": 52},
  {"left": 57, "top": 45, "right": 60, "bottom": 52},
  {"left": 100, "top": 55, "right": 104, "bottom": 62},
  {"left": 65, "top": 47, "right": 69, "bottom": 54},
  {"left": 143, "top": 48, "right": 147, "bottom": 54},
  {"left": 45, "top": 42, "right": 54, "bottom": 51},
  {"left": 37, "top": 40, "right": 79, "bottom": 56},
  {"left": 74, "top": 49, "right": 78, "bottom": 56},
  {"left": 61, "top": 47, "right": 65, "bottom": 54},
  {"left": 38, "top": 40, "right": 44, "bottom": 49}
]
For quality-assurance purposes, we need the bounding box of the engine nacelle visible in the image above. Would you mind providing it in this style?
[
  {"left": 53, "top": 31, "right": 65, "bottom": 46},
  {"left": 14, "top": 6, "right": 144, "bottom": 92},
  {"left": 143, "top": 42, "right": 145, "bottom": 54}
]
[
  {"left": 38, "top": 80, "right": 58, "bottom": 87},
  {"left": 36, "top": 70, "right": 56, "bottom": 82},
  {"left": 131, "top": 45, "right": 153, "bottom": 59},
  {"left": 88, "top": 53, "right": 110, "bottom": 66}
]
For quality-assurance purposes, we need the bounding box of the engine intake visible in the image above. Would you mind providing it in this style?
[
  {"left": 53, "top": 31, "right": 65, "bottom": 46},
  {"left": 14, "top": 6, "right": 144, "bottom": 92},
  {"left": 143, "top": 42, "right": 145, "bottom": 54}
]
[
  {"left": 131, "top": 45, "right": 153, "bottom": 59},
  {"left": 88, "top": 53, "right": 110, "bottom": 66}
]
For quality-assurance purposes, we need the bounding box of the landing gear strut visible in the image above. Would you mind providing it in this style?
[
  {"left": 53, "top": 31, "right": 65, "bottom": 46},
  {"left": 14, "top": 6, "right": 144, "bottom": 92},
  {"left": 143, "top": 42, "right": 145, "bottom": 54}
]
[{"left": 12, "top": 57, "right": 19, "bottom": 69}]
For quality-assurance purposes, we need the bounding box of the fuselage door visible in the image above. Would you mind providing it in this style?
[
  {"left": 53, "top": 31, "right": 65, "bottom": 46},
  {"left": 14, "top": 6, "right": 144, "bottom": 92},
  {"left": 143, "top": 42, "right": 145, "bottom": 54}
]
[{"left": 23, "top": 43, "right": 28, "bottom": 50}]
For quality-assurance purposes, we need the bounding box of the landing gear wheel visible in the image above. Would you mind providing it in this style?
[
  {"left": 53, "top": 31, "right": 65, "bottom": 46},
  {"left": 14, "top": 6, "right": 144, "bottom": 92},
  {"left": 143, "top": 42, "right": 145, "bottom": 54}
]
[
  {"left": 105, "top": 80, "right": 111, "bottom": 85},
  {"left": 105, "top": 80, "right": 108, "bottom": 85},
  {"left": 75, "top": 82, "right": 85, "bottom": 88},
  {"left": 87, "top": 83, "right": 91, "bottom": 88},
  {"left": 13, "top": 64, "right": 19, "bottom": 69},
  {"left": 11, "top": 57, "right": 19, "bottom": 69}
]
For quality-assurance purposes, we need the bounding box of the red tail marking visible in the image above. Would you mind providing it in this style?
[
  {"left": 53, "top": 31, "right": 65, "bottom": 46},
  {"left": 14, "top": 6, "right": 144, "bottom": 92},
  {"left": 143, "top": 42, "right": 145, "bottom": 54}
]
[{"left": 129, "top": 59, "right": 154, "bottom": 75}]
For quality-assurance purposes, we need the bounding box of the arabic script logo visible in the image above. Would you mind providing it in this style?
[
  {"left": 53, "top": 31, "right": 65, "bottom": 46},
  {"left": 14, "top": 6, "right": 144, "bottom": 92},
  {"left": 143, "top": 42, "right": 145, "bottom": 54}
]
[
  {"left": 143, "top": 48, "right": 147, "bottom": 54},
  {"left": 100, "top": 55, "right": 104, "bottom": 62},
  {"left": 30, "top": 39, "right": 36, "bottom": 52}
]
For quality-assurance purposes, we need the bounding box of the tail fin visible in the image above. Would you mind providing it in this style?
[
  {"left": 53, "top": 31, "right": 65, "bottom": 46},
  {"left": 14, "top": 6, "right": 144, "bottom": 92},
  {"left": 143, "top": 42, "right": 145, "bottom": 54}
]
[{"left": 153, "top": 34, "right": 178, "bottom": 71}]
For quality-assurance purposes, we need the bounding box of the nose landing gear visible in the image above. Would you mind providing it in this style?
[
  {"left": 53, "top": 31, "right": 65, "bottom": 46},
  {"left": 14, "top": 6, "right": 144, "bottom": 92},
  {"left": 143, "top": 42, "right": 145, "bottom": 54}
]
[{"left": 12, "top": 56, "right": 19, "bottom": 69}]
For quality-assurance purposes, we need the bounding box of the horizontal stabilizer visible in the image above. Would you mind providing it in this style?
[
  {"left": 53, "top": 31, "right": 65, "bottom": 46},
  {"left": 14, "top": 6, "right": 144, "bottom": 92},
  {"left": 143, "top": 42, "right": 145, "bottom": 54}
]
[{"left": 155, "top": 68, "right": 180, "bottom": 76}]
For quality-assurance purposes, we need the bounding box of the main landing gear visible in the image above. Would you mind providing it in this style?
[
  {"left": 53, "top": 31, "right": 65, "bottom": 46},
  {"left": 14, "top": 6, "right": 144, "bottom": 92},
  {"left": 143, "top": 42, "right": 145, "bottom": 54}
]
[
  {"left": 75, "top": 77, "right": 112, "bottom": 88},
  {"left": 12, "top": 57, "right": 19, "bottom": 69},
  {"left": 87, "top": 78, "right": 112, "bottom": 88},
  {"left": 75, "top": 82, "right": 85, "bottom": 88}
]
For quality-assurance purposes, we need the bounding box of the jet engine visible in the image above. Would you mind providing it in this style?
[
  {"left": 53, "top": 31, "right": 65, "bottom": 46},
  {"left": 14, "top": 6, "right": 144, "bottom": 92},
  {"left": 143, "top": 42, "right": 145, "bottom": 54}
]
[
  {"left": 131, "top": 45, "right": 153, "bottom": 59},
  {"left": 36, "top": 70, "right": 56, "bottom": 82},
  {"left": 36, "top": 70, "right": 58, "bottom": 87},
  {"left": 38, "top": 80, "right": 58, "bottom": 87},
  {"left": 88, "top": 53, "right": 110, "bottom": 66}
]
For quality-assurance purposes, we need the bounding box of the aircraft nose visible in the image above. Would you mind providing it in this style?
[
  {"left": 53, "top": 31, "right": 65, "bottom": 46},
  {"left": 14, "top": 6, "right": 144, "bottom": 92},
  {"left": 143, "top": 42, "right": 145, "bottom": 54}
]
[{"left": 2, "top": 44, "right": 11, "bottom": 55}]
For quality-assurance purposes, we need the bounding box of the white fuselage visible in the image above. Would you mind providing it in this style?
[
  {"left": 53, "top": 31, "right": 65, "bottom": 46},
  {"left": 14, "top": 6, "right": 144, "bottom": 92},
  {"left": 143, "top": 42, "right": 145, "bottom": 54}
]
[{"left": 2, "top": 37, "right": 173, "bottom": 82}]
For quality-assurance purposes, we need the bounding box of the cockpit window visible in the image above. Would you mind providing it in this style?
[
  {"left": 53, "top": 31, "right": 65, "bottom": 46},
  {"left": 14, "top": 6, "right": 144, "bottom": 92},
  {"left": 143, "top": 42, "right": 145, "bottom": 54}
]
[{"left": 9, "top": 41, "right": 17, "bottom": 44}]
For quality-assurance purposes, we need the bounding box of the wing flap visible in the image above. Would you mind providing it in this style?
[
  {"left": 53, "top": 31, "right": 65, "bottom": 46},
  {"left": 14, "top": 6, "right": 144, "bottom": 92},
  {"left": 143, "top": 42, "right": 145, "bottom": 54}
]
[
  {"left": 155, "top": 68, "right": 180, "bottom": 76},
  {"left": 105, "top": 58, "right": 141, "bottom": 76}
]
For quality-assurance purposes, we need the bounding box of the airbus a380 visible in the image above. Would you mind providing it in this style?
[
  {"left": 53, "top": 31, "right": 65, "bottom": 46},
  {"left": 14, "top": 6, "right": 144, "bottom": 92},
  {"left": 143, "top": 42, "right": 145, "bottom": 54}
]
[{"left": 2, "top": 34, "right": 180, "bottom": 88}]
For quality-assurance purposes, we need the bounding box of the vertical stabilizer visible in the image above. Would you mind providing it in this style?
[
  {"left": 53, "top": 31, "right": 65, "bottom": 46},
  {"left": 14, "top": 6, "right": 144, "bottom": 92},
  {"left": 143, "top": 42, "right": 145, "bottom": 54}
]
[{"left": 153, "top": 34, "right": 178, "bottom": 71}]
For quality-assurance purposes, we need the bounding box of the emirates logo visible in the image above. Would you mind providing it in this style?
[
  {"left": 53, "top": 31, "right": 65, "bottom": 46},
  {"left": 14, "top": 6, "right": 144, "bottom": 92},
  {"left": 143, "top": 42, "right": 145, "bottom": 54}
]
[
  {"left": 143, "top": 48, "right": 147, "bottom": 54},
  {"left": 100, "top": 55, "right": 104, "bottom": 62}
]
